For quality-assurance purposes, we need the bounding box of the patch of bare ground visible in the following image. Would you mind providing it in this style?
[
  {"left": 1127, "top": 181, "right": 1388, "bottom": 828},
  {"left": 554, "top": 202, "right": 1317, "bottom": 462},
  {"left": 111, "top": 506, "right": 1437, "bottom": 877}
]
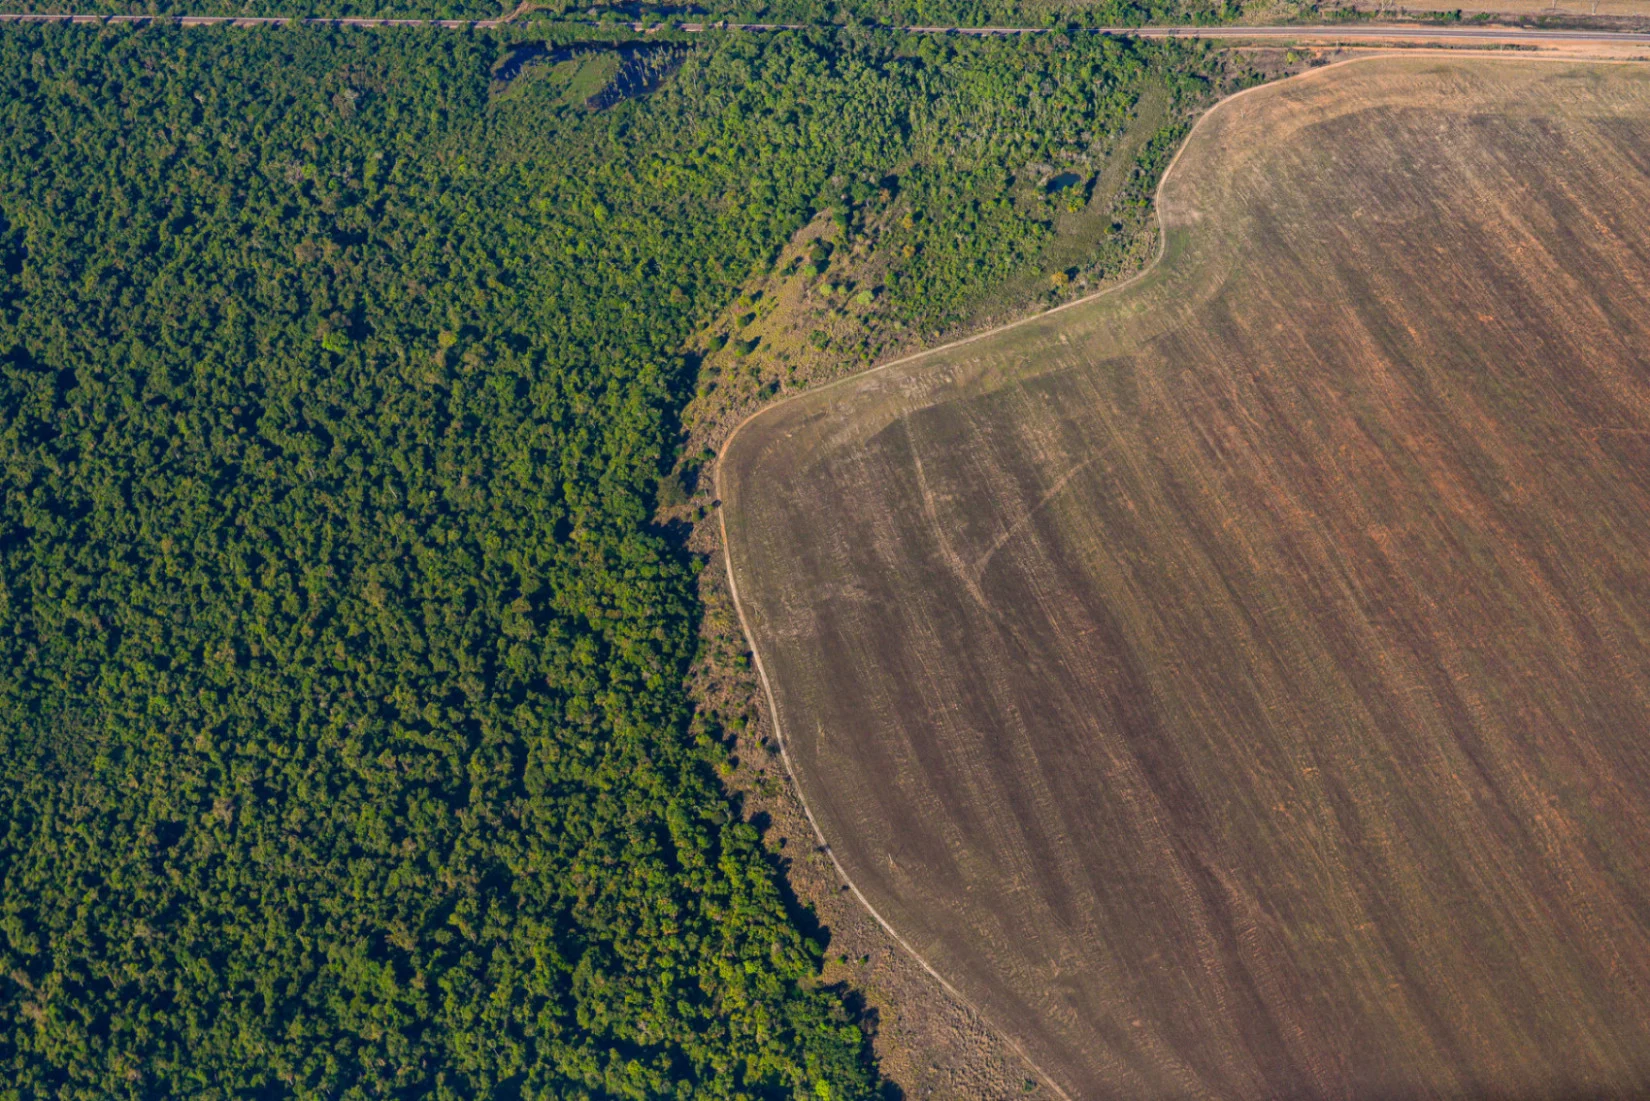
[
  {"left": 721, "top": 56, "right": 1650, "bottom": 1098},
  {"left": 1345, "top": 0, "right": 1650, "bottom": 23}
]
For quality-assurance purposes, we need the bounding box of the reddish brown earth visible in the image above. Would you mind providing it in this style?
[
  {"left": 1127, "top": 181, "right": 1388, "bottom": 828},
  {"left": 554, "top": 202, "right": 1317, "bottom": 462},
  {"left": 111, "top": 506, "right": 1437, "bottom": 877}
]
[{"left": 720, "top": 57, "right": 1650, "bottom": 1099}]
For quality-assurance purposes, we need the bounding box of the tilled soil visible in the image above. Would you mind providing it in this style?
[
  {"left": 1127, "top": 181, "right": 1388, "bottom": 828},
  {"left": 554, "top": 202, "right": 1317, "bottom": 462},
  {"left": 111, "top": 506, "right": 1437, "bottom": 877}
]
[{"left": 720, "top": 57, "right": 1650, "bottom": 1099}]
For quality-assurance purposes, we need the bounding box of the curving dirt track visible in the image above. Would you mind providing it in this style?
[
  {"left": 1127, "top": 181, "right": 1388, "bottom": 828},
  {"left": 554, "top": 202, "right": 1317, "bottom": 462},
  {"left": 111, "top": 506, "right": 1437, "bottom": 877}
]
[{"left": 720, "top": 57, "right": 1650, "bottom": 1099}]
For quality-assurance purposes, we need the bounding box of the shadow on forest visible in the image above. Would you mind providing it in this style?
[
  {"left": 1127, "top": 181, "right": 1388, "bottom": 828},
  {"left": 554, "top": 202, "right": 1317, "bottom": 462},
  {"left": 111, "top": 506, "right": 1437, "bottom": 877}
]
[{"left": 493, "top": 41, "right": 688, "bottom": 110}]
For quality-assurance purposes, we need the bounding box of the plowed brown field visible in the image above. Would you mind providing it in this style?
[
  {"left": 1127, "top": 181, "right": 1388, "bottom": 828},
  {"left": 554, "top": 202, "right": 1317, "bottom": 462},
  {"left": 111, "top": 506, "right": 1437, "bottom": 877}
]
[{"left": 720, "top": 58, "right": 1650, "bottom": 1099}]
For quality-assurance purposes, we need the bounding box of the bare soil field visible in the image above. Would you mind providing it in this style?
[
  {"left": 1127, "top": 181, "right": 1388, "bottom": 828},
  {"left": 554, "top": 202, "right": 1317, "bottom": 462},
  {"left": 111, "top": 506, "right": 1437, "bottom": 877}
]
[
  {"left": 720, "top": 57, "right": 1650, "bottom": 1098},
  {"left": 1355, "top": 1, "right": 1650, "bottom": 17}
]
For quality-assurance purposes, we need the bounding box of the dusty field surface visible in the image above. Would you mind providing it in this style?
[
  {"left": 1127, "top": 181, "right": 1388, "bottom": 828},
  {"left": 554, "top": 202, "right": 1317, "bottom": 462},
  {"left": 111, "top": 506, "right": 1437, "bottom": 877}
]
[
  {"left": 720, "top": 57, "right": 1650, "bottom": 1098},
  {"left": 1357, "top": 0, "right": 1650, "bottom": 17}
]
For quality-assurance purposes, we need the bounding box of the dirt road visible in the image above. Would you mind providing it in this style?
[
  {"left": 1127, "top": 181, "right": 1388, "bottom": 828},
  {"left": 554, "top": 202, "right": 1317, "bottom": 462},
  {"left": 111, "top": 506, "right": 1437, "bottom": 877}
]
[
  {"left": 0, "top": 10, "right": 503, "bottom": 26},
  {"left": 6, "top": 10, "right": 1650, "bottom": 46}
]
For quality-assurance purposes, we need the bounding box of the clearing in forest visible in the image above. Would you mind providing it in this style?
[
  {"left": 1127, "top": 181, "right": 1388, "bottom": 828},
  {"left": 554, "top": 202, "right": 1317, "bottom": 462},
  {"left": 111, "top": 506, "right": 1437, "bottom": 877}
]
[{"left": 720, "top": 57, "right": 1650, "bottom": 1099}]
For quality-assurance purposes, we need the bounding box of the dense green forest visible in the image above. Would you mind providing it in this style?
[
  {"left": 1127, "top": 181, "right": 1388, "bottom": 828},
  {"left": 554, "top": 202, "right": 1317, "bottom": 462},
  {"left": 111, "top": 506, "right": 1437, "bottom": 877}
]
[
  {"left": 0, "top": 0, "right": 1254, "bottom": 30},
  {"left": 0, "top": 19, "right": 1213, "bottom": 1097}
]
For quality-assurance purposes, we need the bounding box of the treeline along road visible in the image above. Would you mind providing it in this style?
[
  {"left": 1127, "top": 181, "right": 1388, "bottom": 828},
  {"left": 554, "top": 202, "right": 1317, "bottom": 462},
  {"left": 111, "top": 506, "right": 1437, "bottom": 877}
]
[{"left": 6, "top": 9, "right": 1650, "bottom": 44}]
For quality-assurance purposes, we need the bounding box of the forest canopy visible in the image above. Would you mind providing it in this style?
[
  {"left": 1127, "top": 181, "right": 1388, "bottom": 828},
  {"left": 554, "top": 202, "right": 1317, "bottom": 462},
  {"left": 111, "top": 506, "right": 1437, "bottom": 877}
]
[
  {"left": 0, "top": 0, "right": 1251, "bottom": 29},
  {"left": 0, "top": 19, "right": 1209, "bottom": 1098}
]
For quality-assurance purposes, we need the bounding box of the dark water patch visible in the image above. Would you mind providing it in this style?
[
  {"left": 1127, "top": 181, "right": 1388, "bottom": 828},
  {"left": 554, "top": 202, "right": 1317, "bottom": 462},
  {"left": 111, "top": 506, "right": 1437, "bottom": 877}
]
[{"left": 1047, "top": 172, "right": 1084, "bottom": 193}]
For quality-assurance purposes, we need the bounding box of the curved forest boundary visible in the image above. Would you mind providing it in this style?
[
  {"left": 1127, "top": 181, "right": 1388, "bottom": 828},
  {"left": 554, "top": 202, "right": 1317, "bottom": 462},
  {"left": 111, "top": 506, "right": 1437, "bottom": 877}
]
[{"left": 721, "top": 55, "right": 1650, "bottom": 1098}]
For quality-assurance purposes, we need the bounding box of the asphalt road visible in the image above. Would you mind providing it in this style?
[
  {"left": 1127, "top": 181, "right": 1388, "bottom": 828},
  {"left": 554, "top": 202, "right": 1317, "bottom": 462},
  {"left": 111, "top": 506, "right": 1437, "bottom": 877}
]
[{"left": 4, "top": 10, "right": 1650, "bottom": 44}]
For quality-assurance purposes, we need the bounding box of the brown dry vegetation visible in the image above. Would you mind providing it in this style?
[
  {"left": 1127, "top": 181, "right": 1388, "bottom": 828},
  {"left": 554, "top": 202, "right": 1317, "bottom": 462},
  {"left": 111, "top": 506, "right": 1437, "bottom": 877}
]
[{"left": 720, "top": 57, "right": 1650, "bottom": 1098}]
